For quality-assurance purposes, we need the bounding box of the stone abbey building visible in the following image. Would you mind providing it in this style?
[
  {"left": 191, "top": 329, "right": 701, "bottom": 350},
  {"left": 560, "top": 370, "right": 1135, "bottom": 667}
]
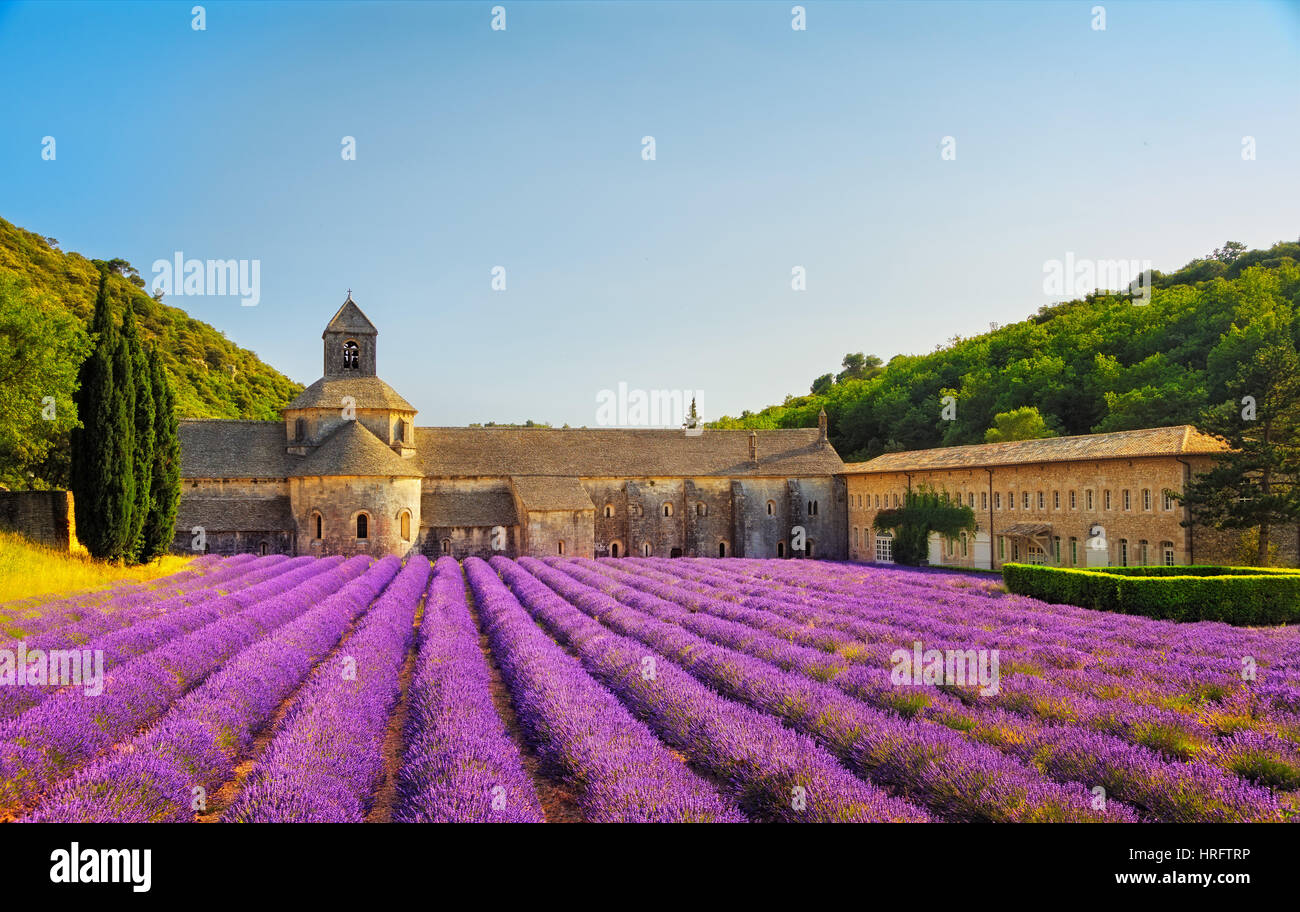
[
  {"left": 843, "top": 426, "right": 1299, "bottom": 569},
  {"left": 175, "top": 297, "right": 848, "bottom": 560},
  {"left": 168, "top": 296, "right": 1291, "bottom": 567}
]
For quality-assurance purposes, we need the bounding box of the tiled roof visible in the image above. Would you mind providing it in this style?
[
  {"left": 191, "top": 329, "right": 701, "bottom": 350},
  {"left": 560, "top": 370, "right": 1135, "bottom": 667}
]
[
  {"left": 289, "top": 420, "right": 423, "bottom": 477},
  {"left": 421, "top": 490, "right": 518, "bottom": 527},
  {"left": 415, "top": 428, "right": 843, "bottom": 477},
  {"left": 510, "top": 476, "right": 595, "bottom": 512},
  {"left": 179, "top": 423, "right": 844, "bottom": 480},
  {"left": 323, "top": 297, "right": 377, "bottom": 336},
  {"left": 179, "top": 421, "right": 290, "bottom": 477},
  {"left": 285, "top": 376, "right": 416, "bottom": 412},
  {"left": 175, "top": 496, "right": 294, "bottom": 532},
  {"left": 843, "top": 425, "right": 1230, "bottom": 474}
]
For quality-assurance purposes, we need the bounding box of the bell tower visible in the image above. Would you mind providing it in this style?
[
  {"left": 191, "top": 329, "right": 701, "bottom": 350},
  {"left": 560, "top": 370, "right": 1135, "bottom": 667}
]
[{"left": 323, "top": 291, "right": 378, "bottom": 378}]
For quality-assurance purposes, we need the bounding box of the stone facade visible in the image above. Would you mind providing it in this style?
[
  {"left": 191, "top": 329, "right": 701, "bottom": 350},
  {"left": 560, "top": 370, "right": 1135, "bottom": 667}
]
[
  {"left": 174, "top": 296, "right": 848, "bottom": 562},
  {"left": 842, "top": 428, "right": 1295, "bottom": 569}
]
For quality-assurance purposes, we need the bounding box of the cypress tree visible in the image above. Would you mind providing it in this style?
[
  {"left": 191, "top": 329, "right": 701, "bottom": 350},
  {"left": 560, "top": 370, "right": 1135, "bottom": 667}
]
[
  {"left": 70, "top": 270, "right": 129, "bottom": 559},
  {"left": 139, "top": 346, "right": 181, "bottom": 562},
  {"left": 122, "top": 301, "right": 154, "bottom": 562},
  {"left": 104, "top": 302, "right": 136, "bottom": 561}
]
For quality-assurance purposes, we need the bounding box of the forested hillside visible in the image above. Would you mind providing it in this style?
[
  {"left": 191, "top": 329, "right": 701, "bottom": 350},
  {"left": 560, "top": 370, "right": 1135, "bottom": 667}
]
[
  {"left": 714, "top": 240, "right": 1300, "bottom": 462},
  {"left": 1, "top": 217, "right": 303, "bottom": 488}
]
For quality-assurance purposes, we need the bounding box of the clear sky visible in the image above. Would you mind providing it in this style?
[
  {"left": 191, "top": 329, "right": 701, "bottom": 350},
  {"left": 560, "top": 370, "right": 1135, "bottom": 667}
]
[{"left": 2, "top": 0, "right": 1297, "bottom": 427}]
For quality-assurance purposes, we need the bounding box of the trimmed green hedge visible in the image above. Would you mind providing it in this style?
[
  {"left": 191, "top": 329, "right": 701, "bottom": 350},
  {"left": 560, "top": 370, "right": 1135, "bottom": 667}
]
[{"left": 1002, "top": 563, "right": 1300, "bottom": 625}]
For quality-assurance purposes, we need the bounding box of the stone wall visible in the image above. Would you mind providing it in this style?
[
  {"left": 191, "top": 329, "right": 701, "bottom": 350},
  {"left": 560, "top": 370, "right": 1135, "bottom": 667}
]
[
  {"left": 0, "top": 490, "right": 75, "bottom": 551},
  {"left": 171, "top": 529, "right": 295, "bottom": 557},
  {"left": 290, "top": 475, "right": 421, "bottom": 558},
  {"left": 843, "top": 456, "right": 1298, "bottom": 569},
  {"left": 522, "top": 509, "right": 595, "bottom": 558},
  {"left": 420, "top": 525, "right": 517, "bottom": 560}
]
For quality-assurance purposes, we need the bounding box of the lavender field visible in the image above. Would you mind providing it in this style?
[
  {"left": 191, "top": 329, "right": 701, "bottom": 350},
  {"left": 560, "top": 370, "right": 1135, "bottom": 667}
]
[{"left": 2, "top": 553, "right": 1298, "bottom": 823}]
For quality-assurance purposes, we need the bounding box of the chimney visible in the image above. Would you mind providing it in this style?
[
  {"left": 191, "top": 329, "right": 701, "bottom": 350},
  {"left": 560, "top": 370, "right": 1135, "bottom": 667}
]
[
  {"left": 817, "top": 408, "right": 828, "bottom": 446},
  {"left": 748, "top": 431, "right": 758, "bottom": 463}
]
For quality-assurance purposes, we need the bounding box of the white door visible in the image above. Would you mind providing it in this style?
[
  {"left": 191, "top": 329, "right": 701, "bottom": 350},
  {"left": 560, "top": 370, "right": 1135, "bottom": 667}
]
[
  {"left": 927, "top": 533, "right": 942, "bottom": 566},
  {"left": 973, "top": 532, "right": 992, "bottom": 570}
]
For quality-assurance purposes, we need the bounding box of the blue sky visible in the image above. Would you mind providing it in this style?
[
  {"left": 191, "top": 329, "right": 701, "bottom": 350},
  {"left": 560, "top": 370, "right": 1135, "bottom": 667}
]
[{"left": 2, "top": 0, "right": 1298, "bottom": 426}]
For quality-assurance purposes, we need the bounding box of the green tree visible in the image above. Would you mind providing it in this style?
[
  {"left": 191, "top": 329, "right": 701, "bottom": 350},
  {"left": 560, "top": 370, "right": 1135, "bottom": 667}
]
[
  {"left": 70, "top": 269, "right": 133, "bottom": 560},
  {"left": 836, "top": 352, "right": 882, "bottom": 384},
  {"left": 1177, "top": 303, "right": 1300, "bottom": 565},
  {"left": 122, "top": 301, "right": 155, "bottom": 561},
  {"left": 1212, "top": 241, "right": 1248, "bottom": 264},
  {"left": 984, "top": 406, "right": 1058, "bottom": 443},
  {"left": 810, "top": 373, "right": 835, "bottom": 395},
  {"left": 139, "top": 346, "right": 180, "bottom": 562},
  {"left": 872, "top": 486, "right": 976, "bottom": 566},
  {"left": 0, "top": 275, "right": 90, "bottom": 488}
]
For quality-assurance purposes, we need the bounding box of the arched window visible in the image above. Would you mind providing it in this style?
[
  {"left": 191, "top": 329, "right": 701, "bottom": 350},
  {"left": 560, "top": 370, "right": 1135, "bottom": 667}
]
[
  {"left": 777, "top": 541, "right": 785, "bottom": 558},
  {"left": 696, "top": 502, "right": 707, "bottom": 517},
  {"left": 558, "top": 540, "right": 565, "bottom": 555},
  {"left": 811, "top": 500, "right": 819, "bottom": 516},
  {"left": 259, "top": 541, "right": 268, "bottom": 556},
  {"left": 343, "top": 339, "right": 360, "bottom": 370},
  {"left": 662, "top": 503, "right": 673, "bottom": 517},
  {"left": 604, "top": 504, "right": 613, "bottom": 518},
  {"left": 766, "top": 501, "right": 776, "bottom": 516},
  {"left": 312, "top": 512, "right": 323, "bottom": 540},
  {"left": 718, "top": 542, "right": 727, "bottom": 557},
  {"left": 295, "top": 417, "right": 306, "bottom": 441},
  {"left": 356, "top": 513, "right": 369, "bottom": 539},
  {"left": 641, "top": 542, "right": 651, "bottom": 557},
  {"left": 399, "top": 510, "right": 411, "bottom": 541},
  {"left": 441, "top": 538, "right": 451, "bottom": 555},
  {"left": 610, "top": 542, "right": 621, "bottom": 558}
]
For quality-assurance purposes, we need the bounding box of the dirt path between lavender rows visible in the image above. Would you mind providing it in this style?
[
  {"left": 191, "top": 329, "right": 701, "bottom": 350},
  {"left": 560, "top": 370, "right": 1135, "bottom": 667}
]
[
  {"left": 195, "top": 590, "right": 387, "bottom": 822},
  {"left": 463, "top": 573, "right": 585, "bottom": 823}
]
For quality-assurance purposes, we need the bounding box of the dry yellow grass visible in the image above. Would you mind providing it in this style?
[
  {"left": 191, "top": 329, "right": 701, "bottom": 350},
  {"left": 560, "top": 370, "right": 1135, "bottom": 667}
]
[{"left": 0, "top": 530, "right": 194, "bottom": 604}]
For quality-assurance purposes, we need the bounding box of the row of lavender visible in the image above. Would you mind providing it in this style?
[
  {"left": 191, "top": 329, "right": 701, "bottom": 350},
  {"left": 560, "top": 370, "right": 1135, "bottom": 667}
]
[
  {"left": 0, "top": 553, "right": 251, "bottom": 640},
  {"left": 533, "top": 556, "right": 1298, "bottom": 821},
  {"left": 0, "top": 555, "right": 360, "bottom": 816},
  {"left": 13, "top": 549, "right": 1296, "bottom": 822},
  {"left": 641, "top": 557, "right": 1300, "bottom": 794}
]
